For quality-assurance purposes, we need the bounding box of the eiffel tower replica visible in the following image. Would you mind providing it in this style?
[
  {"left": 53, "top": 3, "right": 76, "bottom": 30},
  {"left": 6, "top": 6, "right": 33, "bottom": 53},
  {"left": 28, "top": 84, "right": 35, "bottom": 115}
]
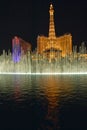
[{"left": 37, "top": 4, "right": 72, "bottom": 59}]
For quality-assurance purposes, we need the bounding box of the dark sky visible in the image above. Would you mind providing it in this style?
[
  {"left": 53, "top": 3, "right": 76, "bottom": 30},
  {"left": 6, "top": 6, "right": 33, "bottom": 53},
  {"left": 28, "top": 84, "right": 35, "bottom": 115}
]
[{"left": 0, "top": 0, "right": 87, "bottom": 52}]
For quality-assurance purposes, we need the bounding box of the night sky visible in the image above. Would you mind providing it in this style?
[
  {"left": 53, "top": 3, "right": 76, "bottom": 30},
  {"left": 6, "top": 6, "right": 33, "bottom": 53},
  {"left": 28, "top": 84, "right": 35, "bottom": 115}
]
[{"left": 0, "top": 0, "right": 87, "bottom": 53}]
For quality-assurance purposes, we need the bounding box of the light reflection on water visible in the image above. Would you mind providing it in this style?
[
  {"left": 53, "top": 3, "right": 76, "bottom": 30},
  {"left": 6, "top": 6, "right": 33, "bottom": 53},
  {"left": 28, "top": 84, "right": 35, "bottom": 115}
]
[{"left": 0, "top": 75, "right": 87, "bottom": 129}]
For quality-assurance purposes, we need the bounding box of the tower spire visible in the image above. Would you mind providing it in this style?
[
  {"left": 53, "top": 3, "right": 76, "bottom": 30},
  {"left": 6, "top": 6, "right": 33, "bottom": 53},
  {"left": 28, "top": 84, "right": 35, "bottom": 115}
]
[{"left": 49, "top": 4, "right": 56, "bottom": 38}]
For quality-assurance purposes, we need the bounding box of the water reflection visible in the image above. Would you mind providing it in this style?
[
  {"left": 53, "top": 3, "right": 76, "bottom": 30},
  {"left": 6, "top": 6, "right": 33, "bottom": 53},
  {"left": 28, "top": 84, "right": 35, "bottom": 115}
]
[
  {"left": 0, "top": 75, "right": 87, "bottom": 129},
  {"left": 41, "top": 76, "right": 60, "bottom": 129}
]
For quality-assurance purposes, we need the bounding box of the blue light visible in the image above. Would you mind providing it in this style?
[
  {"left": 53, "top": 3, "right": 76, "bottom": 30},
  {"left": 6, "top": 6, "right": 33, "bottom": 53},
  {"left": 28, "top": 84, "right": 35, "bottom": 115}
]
[{"left": 12, "top": 37, "right": 21, "bottom": 63}]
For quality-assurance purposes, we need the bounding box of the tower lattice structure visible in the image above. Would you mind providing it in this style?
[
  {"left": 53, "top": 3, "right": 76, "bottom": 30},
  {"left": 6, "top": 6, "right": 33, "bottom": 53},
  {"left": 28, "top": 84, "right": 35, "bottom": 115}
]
[{"left": 49, "top": 4, "right": 56, "bottom": 39}]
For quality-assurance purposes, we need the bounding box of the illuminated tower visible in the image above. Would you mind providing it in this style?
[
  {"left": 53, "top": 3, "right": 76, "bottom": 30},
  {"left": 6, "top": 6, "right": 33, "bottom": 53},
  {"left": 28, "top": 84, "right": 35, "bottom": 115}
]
[
  {"left": 37, "top": 4, "right": 72, "bottom": 57},
  {"left": 49, "top": 4, "right": 56, "bottom": 38}
]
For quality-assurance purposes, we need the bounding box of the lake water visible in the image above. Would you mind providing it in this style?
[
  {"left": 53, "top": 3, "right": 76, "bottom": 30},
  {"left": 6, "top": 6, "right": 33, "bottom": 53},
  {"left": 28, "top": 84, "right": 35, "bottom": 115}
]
[{"left": 0, "top": 75, "right": 87, "bottom": 130}]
